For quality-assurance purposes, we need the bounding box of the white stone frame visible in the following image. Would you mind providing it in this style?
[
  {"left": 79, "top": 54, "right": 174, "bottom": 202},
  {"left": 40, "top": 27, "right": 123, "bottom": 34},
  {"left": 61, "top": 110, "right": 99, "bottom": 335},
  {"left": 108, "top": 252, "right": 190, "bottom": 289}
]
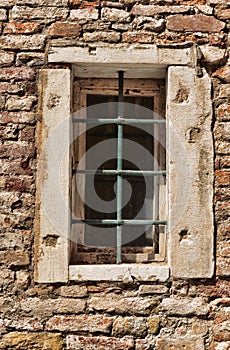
[{"left": 35, "top": 44, "right": 214, "bottom": 283}]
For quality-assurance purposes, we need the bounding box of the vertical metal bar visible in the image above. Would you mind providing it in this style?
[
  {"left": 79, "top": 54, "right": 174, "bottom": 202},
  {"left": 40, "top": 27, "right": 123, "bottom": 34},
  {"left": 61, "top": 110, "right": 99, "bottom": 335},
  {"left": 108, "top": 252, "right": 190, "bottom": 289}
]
[{"left": 117, "top": 71, "right": 124, "bottom": 264}]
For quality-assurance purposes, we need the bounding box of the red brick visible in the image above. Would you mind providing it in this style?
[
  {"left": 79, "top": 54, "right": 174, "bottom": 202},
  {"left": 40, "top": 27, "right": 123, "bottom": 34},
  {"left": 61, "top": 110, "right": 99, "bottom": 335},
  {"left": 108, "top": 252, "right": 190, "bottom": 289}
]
[
  {"left": 5, "top": 176, "right": 33, "bottom": 192},
  {"left": 69, "top": 0, "right": 100, "bottom": 8},
  {"left": 0, "top": 251, "right": 30, "bottom": 267},
  {"left": 66, "top": 335, "right": 134, "bottom": 350},
  {"left": 213, "top": 66, "right": 230, "bottom": 83},
  {"left": 0, "top": 82, "right": 35, "bottom": 94},
  {"left": 192, "top": 280, "right": 230, "bottom": 299},
  {"left": 0, "top": 143, "right": 35, "bottom": 160},
  {"left": 213, "top": 321, "right": 230, "bottom": 342},
  {"left": 216, "top": 258, "right": 230, "bottom": 277},
  {"left": 0, "top": 67, "right": 35, "bottom": 81},
  {"left": 46, "top": 315, "right": 114, "bottom": 333},
  {"left": 122, "top": 32, "right": 153, "bottom": 43},
  {"left": 4, "top": 22, "right": 41, "bottom": 34},
  {"left": 48, "top": 22, "right": 81, "bottom": 37},
  {"left": 216, "top": 104, "right": 230, "bottom": 121},
  {"left": 166, "top": 14, "right": 225, "bottom": 32},
  {"left": 0, "top": 112, "right": 36, "bottom": 124},
  {"left": 216, "top": 170, "right": 230, "bottom": 186},
  {"left": 20, "top": 126, "right": 35, "bottom": 142}
]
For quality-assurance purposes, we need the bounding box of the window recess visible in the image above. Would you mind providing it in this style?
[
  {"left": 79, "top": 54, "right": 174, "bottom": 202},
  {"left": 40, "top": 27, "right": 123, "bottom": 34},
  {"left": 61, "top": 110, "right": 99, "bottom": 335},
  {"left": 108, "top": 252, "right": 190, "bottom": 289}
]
[{"left": 71, "top": 72, "right": 167, "bottom": 265}]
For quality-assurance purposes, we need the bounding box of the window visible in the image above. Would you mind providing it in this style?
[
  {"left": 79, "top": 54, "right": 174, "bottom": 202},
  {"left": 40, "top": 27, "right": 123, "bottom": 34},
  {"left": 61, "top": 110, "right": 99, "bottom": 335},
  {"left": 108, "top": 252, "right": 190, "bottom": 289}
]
[
  {"left": 35, "top": 45, "right": 214, "bottom": 283},
  {"left": 70, "top": 74, "right": 167, "bottom": 265}
]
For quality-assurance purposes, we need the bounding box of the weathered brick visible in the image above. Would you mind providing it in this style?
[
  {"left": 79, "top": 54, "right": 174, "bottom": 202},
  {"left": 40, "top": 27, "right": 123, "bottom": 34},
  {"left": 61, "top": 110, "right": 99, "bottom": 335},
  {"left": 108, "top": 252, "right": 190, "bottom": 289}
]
[
  {"left": 210, "top": 342, "right": 230, "bottom": 350},
  {"left": 0, "top": 9, "right": 7, "bottom": 21},
  {"left": 112, "top": 316, "right": 147, "bottom": 337},
  {"left": 156, "top": 337, "right": 205, "bottom": 350},
  {"left": 215, "top": 8, "right": 230, "bottom": 20},
  {"left": 16, "top": 0, "right": 68, "bottom": 4},
  {"left": 83, "top": 31, "right": 120, "bottom": 42},
  {"left": 0, "top": 125, "right": 18, "bottom": 140},
  {"left": 213, "top": 66, "right": 230, "bottom": 83},
  {"left": 0, "top": 143, "right": 35, "bottom": 159},
  {"left": 218, "top": 84, "right": 230, "bottom": 99},
  {"left": 66, "top": 335, "right": 134, "bottom": 350},
  {"left": 135, "top": 336, "right": 156, "bottom": 350},
  {"left": 216, "top": 141, "right": 230, "bottom": 155},
  {"left": 6, "top": 96, "right": 37, "bottom": 111},
  {"left": 0, "top": 51, "right": 14, "bottom": 66},
  {"left": 0, "top": 34, "right": 46, "bottom": 50},
  {"left": 16, "top": 270, "right": 29, "bottom": 286},
  {"left": 217, "top": 258, "right": 230, "bottom": 277},
  {"left": 20, "top": 126, "right": 35, "bottom": 142},
  {"left": 0, "top": 82, "right": 35, "bottom": 94},
  {"left": 139, "top": 284, "right": 168, "bottom": 295},
  {"left": 0, "top": 96, "right": 5, "bottom": 110},
  {"left": 48, "top": 22, "right": 81, "bottom": 37},
  {"left": 5, "top": 176, "right": 33, "bottom": 192},
  {"left": 70, "top": 8, "right": 99, "bottom": 20},
  {"left": 4, "top": 318, "right": 43, "bottom": 331},
  {"left": 101, "top": 8, "right": 130, "bottom": 22},
  {"left": 4, "top": 22, "right": 41, "bottom": 34},
  {"left": 0, "top": 0, "right": 15, "bottom": 7},
  {"left": 0, "top": 332, "right": 63, "bottom": 350},
  {"left": 56, "top": 285, "right": 88, "bottom": 297},
  {"left": 0, "top": 111, "right": 36, "bottom": 124},
  {"left": 216, "top": 170, "right": 230, "bottom": 186},
  {"left": 88, "top": 295, "right": 156, "bottom": 315},
  {"left": 148, "top": 316, "right": 160, "bottom": 334},
  {"left": 12, "top": 6, "right": 69, "bottom": 22},
  {"left": 202, "top": 46, "right": 226, "bottom": 65},
  {"left": 167, "top": 14, "right": 225, "bottom": 32},
  {"left": 0, "top": 251, "right": 30, "bottom": 268},
  {"left": 160, "top": 297, "right": 208, "bottom": 316},
  {"left": 217, "top": 242, "right": 230, "bottom": 258},
  {"left": 70, "top": 0, "right": 100, "bottom": 7},
  {"left": 132, "top": 17, "right": 165, "bottom": 32},
  {"left": 213, "top": 321, "right": 230, "bottom": 342},
  {"left": 0, "top": 67, "right": 35, "bottom": 80},
  {"left": 16, "top": 52, "right": 45, "bottom": 67},
  {"left": 216, "top": 104, "right": 230, "bottom": 121},
  {"left": 46, "top": 315, "right": 115, "bottom": 333},
  {"left": 196, "top": 5, "right": 213, "bottom": 15},
  {"left": 0, "top": 268, "right": 14, "bottom": 286},
  {"left": 132, "top": 5, "right": 190, "bottom": 16},
  {"left": 122, "top": 32, "right": 153, "bottom": 43}
]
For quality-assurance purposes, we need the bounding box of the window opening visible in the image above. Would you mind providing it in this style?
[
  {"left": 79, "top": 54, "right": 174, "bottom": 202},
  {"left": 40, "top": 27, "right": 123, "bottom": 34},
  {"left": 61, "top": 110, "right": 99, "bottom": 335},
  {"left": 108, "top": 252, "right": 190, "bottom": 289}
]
[{"left": 72, "top": 72, "right": 166, "bottom": 264}]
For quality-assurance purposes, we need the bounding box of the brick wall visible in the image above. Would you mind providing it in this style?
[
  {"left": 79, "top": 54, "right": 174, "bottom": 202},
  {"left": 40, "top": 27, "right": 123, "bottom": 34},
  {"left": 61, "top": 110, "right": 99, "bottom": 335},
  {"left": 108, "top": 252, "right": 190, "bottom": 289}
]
[{"left": 0, "top": 0, "right": 229, "bottom": 349}]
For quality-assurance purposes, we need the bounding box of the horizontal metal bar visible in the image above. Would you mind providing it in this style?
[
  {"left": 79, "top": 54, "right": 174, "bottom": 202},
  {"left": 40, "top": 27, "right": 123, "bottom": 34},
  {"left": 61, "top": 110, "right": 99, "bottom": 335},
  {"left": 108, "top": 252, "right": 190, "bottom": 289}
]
[
  {"left": 73, "top": 118, "right": 166, "bottom": 124},
  {"left": 73, "top": 169, "right": 166, "bottom": 176},
  {"left": 72, "top": 219, "right": 167, "bottom": 225}
]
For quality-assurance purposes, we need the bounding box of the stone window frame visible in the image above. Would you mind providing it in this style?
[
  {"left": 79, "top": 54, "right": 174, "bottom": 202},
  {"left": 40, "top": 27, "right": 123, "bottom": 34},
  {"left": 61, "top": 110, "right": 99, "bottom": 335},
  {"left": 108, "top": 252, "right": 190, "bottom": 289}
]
[{"left": 35, "top": 43, "right": 214, "bottom": 283}]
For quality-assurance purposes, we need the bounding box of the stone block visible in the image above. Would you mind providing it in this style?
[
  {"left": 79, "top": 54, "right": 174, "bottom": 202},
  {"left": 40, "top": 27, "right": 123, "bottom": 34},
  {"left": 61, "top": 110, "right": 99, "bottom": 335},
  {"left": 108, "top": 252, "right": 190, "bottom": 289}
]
[
  {"left": 70, "top": 8, "right": 98, "bottom": 20},
  {"left": 216, "top": 170, "right": 230, "bottom": 186},
  {"left": 88, "top": 295, "right": 156, "bottom": 315},
  {"left": 0, "top": 251, "right": 30, "bottom": 268},
  {"left": 160, "top": 297, "right": 208, "bottom": 316},
  {"left": 56, "top": 285, "right": 88, "bottom": 297},
  {"left": 0, "top": 332, "right": 63, "bottom": 350},
  {"left": 156, "top": 337, "right": 205, "bottom": 350},
  {"left": 139, "top": 284, "right": 168, "bottom": 295},
  {"left": 101, "top": 8, "right": 130, "bottom": 22},
  {"left": 122, "top": 32, "right": 153, "bottom": 43},
  {"left": 132, "top": 5, "right": 190, "bottom": 16},
  {"left": 11, "top": 6, "right": 68, "bottom": 22},
  {"left": 216, "top": 103, "right": 230, "bottom": 121},
  {"left": 0, "top": 112, "right": 36, "bottom": 124},
  {"left": 6, "top": 96, "right": 37, "bottom": 111},
  {"left": 166, "top": 14, "right": 225, "bottom": 32},
  {"left": 0, "top": 51, "right": 14, "bottom": 66},
  {"left": 16, "top": 52, "right": 45, "bottom": 66},
  {"left": 0, "top": 9, "right": 7, "bottom": 21},
  {"left": 46, "top": 315, "right": 115, "bottom": 333},
  {"left": 83, "top": 31, "right": 120, "bottom": 42},
  {"left": 66, "top": 335, "right": 134, "bottom": 350},
  {"left": 112, "top": 316, "right": 147, "bottom": 337},
  {"left": 202, "top": 46, "right": 226, "bottom": 65},
  {"left": 16, "top": 0, "right": 68, "bottom": 4},
  {"left": 216, "top": 258, "right": 230, "bottom": 277},
  {"left": 0, "top": 35, "right": 46, "bottom": 50},
  {"left": 213, "top": 66, "right": 230, "bottom": 83}
]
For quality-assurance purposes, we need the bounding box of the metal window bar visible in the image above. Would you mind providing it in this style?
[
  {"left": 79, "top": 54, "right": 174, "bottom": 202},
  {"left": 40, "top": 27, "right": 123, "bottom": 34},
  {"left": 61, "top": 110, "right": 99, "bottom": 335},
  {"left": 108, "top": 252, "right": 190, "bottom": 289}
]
[{"left": 73, "top": 72, "right": 167, "bottom": 264}]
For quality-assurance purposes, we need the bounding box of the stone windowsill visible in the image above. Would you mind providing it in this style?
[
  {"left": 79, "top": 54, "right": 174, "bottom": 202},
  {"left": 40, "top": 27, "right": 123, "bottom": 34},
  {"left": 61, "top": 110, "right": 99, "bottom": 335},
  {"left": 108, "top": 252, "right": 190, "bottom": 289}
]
[{"left": 69, "top": 264, "right": 170, "bottom": 282}]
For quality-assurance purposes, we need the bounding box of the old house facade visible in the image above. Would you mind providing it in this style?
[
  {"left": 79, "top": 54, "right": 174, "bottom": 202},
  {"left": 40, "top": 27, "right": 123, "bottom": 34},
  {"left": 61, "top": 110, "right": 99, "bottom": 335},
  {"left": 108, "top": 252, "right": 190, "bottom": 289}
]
[{"left": 0, "top": 0, "right": 229, "bottom": 349}]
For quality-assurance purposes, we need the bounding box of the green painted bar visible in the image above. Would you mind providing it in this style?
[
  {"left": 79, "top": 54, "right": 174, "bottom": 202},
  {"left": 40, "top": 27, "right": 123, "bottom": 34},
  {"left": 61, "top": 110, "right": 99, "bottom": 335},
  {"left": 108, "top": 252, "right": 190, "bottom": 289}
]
[
  {"left": 73, "top": 118, "right": 165, "bottom": 124},
  {"left": 72, "top": 219, "right": 167, "bottom": 225},
  {"left": 117, "top": 71, "right": 124, "bottom": 264},
  {"left": 74, "top": 169, "right": 166, "bottom": 176}
]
